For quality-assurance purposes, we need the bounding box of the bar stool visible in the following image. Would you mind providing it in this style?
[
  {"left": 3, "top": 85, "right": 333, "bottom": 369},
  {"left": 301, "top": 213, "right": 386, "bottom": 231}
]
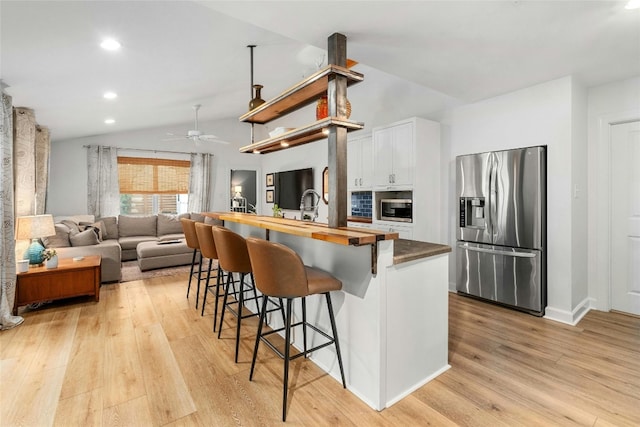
[
  {"left": 211, "top": 226, "right": 263, "bottom": 363},
  {"left": 194, "top": 222, "right": 226, "bottom": 330},
  {"left": 180, "top": 218, "right": 205, "bottom": 309},
  {"left": 245, "top": 237, "right": 347, "bottom": 422}
]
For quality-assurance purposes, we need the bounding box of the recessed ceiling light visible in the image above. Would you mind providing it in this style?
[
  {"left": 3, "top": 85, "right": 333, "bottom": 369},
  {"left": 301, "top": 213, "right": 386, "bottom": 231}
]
[
  {"left": 280, "top": 141, "right": 289, "bottom": 147},
  {"left": 100, "top": 38, "right": 121, "bottom": 51},
  {"left": 626, "top": 0, "right": 640, "bottom": 9},
  {"left": 103, "top": 91, "right": 117, "bottom": 100},
  {"left": 104, "top": 118, "right": 115, "bottom": 124},
  {"left": 252, "top": 149, "right": 260, "bottom": 154}
]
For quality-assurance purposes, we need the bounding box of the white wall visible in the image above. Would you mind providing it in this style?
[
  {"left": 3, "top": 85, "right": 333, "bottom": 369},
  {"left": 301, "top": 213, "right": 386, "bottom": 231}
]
[
  {"left": 587, "top": 76, "right": 640, "bottom": 311},
  {"left": 47, "top": 117, "right": 261, "bottom": 216},
  {"left": 447, "top": 76, "right": 587, "bottom": 323}
]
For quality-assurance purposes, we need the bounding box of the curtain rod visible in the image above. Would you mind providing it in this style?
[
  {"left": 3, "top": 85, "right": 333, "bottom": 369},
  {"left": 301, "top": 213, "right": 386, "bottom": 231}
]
[{"left": 82, "top": 145, "right": 205, "bottom": 156}]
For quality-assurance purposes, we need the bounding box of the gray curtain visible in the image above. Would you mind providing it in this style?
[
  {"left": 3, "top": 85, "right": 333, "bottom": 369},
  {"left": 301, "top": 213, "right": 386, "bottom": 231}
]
[
  {"left": 187, "top": 153, "right": 214, "bottom": 212},
  {"left": 87, "top": 145, "right": 120, "bottom": 218},
  {"left": 0, "top": 92, "right": 24, "bottom": 329}
]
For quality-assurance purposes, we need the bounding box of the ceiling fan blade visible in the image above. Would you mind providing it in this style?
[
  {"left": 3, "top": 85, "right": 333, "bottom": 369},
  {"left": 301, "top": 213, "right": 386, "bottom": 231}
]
[
  {"left": 199, "top": 135, "right": 231, "bottom": 144},
  {"left": 161, "top": 136, "right": 187, "bottom": 142}
]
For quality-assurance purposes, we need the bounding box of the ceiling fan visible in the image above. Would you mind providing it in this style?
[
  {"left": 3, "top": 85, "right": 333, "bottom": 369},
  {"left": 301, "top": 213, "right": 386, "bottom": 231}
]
[{"left": 163, "top": 104, "right": 230, "bottom": 144}]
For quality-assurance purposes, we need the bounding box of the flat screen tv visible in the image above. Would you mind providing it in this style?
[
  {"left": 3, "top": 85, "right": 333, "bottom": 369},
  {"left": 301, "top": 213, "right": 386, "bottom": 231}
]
[{"left": 275, "top": 168, "right": 314, "bottom": 210}]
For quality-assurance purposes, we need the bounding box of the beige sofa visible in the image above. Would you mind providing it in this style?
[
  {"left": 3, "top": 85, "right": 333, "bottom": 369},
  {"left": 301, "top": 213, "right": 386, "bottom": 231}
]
[{"left": 44, "top": 213, "right": 210, "bottom": 283}]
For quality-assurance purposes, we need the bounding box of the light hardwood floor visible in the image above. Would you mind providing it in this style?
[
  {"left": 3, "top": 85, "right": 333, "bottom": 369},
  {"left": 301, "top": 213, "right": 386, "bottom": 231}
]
[{"left": 1, "top": 272, "right": 639, "bottom": 426}]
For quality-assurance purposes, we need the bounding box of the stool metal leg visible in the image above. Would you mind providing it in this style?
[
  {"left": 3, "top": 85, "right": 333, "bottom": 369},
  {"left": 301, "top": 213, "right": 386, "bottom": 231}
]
[
  {"left": 234, "top": 272, "right": 246, "bottom": 363},
  {"left": 283, "top": 298, "right": 293, "bottom": 422},
  {"left": 186, "top": 248, "right": 197, "bottom": 299},
  {"left": 211, "top": 266, "right": 224, "bottom": 330},
  {"left": 199, "top": 258, "right": 212, "bottom": 314},
  {"left": 325, "top": 292, "right": 347, "bottom": 388},
  {"left": 195, "top": 252, "right": 203, "bottom": 309},
  {"left": 249, "top": 296, "right": 270, "bottom": 381},
  {"left": 302, "top": 297, "right": 308, "bottom": 358},
  {"left": 217, "top": 272, "right": 234, "bottom": 339}
]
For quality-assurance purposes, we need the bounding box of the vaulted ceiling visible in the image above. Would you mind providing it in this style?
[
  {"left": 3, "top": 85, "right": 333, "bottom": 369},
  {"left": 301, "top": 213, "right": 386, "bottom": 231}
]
[{"left": 2, "top": 1, "right": 638, "bottom": 142}]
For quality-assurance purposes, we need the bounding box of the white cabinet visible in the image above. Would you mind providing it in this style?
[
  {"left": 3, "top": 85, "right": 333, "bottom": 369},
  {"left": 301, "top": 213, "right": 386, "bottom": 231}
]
[
  {"left": 347, "top": 221, "right": 373, "bottom": 230},
  {"left": 348, "top": 134, "right": 373, "bottom": 190},
  {"left": 373, "top": 222, "right": 413, "bottom": 240},
  {"left": 372, "top": 121, "right": 414, "bottom": 188}
]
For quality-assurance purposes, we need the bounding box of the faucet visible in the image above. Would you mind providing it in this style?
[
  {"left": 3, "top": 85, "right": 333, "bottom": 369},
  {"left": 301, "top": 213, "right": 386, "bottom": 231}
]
[{"left": 300, "top": 189, "right": 321, "bottom": 222}]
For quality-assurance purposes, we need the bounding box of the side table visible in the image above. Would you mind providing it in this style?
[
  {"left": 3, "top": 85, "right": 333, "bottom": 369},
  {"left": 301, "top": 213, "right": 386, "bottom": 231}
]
[{"left": 13, "top": 255, "right": 102, "bottom": 315}]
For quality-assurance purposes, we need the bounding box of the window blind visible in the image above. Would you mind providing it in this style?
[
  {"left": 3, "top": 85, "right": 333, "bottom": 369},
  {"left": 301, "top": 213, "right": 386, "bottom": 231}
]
[{"left": 118, "top": 156, "right": 190, "bottom": 194}]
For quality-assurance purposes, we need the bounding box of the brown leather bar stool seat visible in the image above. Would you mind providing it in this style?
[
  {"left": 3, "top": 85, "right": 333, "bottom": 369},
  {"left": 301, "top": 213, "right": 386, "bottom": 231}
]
[
  {"left": 245, "top": 237, "right": 347, "bottom": 422},
  {"left": 194, "top": 222, "right": 227, "bottom": 329},
  {"left": 180, "top": 218, "right": 206, "bottom": 308},
  {"left": 211, "top": 226, "right": 264, "bottom": 363}
]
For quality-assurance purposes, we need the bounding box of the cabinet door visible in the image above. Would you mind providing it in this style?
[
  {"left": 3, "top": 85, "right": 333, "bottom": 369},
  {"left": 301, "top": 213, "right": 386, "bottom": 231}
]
[
  {"left": 360, "top": 134, "right": 373, "bottom": 189},
  {"left": 347, "top": 138, "right": 361, "bottom": 189},
  {"left": 373, "top": 127, "right": 394, "bottom": 187},
  {"left": 390, "top": 122, "right": 414, "bottom": 186}
]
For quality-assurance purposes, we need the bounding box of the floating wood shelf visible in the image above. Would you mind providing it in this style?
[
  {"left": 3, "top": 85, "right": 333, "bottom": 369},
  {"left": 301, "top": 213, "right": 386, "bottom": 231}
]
[
  {"left": 239, "top": 117, "right": 364, "bottom": 154},
  {"left": 239, "top": 65, "right": 364, "bottom": 125}
]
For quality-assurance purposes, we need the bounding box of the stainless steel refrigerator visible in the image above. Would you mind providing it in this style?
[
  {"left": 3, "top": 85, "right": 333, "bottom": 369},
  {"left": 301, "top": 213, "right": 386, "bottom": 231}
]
[{"left": 456, "top": 146, "right": 546, "bottom": 316}]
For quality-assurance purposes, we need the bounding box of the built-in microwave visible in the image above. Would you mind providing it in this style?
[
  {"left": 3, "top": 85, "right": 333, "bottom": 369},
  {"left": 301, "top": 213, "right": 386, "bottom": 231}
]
[{"left": 380, "top": 199, "right": 413, "bottom": 223}]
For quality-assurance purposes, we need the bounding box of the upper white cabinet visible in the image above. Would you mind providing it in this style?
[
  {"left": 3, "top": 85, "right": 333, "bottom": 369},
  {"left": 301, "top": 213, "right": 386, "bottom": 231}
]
[
  {"left": 348, "top": 133, "right": 373, "bottom": 190},
  {"left": 371, "top": 117, "right": 441, "bottom": 243},
  {"left": 372, "top": 121, "right": 414, "bottom": 188}
]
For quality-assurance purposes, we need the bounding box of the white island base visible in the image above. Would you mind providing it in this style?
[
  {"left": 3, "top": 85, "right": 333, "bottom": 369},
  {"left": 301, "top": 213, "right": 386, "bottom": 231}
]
[{"left": 224, "top": 221, "right": 450, "bottom": 411}]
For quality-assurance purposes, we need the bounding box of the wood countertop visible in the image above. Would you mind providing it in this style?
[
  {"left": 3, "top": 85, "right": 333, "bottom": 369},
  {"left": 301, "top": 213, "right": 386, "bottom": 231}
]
[
  {"left": 203, "top": 212, "right": 398, "bottom": 246},
  {"left": 393, "top": 239, "right": 451, "bottom": 265},
  {"left": 347, "top": 216, "right": 373, "bottom": 224}
]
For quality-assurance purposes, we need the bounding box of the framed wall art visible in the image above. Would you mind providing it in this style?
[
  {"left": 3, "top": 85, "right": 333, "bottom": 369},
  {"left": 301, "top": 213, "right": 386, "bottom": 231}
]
[
  {"left": 266, "top": 189, "right": 274, "bottom": 203},
  {"left": 266, "top": 173, "right": 274, "bottom": 187}
]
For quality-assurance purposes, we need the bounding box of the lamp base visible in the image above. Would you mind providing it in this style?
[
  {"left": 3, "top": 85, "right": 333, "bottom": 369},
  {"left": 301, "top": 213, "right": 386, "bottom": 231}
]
[{"left": 24, "top": 239, "right": 45, "bottom": 265}]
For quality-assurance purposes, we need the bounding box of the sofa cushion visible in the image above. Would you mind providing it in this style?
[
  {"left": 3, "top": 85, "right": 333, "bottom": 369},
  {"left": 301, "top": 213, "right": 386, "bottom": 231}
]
[
  {"left": 204, "top": 216, "right": 223, "bottom": 226},
  {"left": 118, "top": 215, "right": 157, "bottom": 237},
  {"left": 157, "top": 213, "right": 190, "bottom": 236},
  {"left": 97, "top": 216, "right": 118, "bottom": 240},
  {"left": 118, "top": 235, "right": 157, "bottom": 251},
  {"left": 159, "top": 233, "right": 185, "bottom": 242},
  {"left": 70, "top": 228, "right": 100, "bottom": 246},
  {"left": 43, "top": 223, "right": 72, "bottom": 248}
]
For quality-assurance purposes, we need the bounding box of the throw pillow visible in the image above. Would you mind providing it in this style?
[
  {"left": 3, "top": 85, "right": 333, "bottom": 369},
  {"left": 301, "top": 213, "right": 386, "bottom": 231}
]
[
  {"left": 97, "top": 216, "right": 118, "bottom": 239},
  {"left": 79, "top": 221, "right": 104, "bottom": 242},
  {"left": 60, "top": 219, "right": 80, "bottom": 235},
  {"left": 42, "top": 223, "right": 71, "bottom": 248},
  {"left": 70, "top": 228, "right": 100, "bottom": 246},
  {"left": 190, "top": 212, "right": 205, "bottom": 222}
]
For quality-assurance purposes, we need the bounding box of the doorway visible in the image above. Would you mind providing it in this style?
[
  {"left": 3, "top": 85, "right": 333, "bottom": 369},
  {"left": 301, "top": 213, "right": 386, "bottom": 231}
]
[
  {"left": 610, "top": 120, "right": 640, "bottom": 315},
  {"left": 230, "top": 170, "right": 257, "bottom": 213}
]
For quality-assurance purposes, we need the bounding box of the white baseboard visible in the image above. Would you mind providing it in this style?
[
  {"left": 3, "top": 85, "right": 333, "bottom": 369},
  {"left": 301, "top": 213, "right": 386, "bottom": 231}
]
[{"left": 544, "top": 297, "right": 591, "bottom": 325}]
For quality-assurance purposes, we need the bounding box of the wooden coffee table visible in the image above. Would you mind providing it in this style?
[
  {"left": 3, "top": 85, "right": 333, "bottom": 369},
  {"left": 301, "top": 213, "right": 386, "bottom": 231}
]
[{"left": 13, "top": 255, "right": 101, "bottom": 315}]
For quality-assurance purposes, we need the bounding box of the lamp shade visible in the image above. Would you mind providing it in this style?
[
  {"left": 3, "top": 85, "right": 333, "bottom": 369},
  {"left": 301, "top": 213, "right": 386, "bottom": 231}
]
[
  {"left": 15, "top": 215, "right": 56, "bottom": 265},
  {"left": 15, "top": 215, "right": 56, "bottom": 240}
]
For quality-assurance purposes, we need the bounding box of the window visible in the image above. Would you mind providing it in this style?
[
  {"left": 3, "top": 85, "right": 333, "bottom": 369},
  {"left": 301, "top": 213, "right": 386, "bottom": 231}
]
[{"left": 118, "top": 156, "right": 190, "bottom": 215}]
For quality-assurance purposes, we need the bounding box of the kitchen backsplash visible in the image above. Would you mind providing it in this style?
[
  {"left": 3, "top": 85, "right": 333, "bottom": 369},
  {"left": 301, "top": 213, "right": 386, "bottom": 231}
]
[{"left": 350, "top": 191, "right": 372, "bottom": 218}]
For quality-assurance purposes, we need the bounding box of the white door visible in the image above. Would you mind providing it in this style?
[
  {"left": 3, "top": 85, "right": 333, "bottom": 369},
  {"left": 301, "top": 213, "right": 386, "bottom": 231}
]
[{"left": 611, "top": 121, "right": 640, "bottom": 315}]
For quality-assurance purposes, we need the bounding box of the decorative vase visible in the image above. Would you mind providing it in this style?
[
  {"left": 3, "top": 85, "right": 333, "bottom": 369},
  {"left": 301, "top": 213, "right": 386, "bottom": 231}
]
[
  {"left": 249, "top": 84, "right": 265, "bottom": 111},
  {"left": 315, "top": 95, "right": 351, "bottom": 120},
  {"left": 45, "top": 255, "right": 58, "bottom": 269}
]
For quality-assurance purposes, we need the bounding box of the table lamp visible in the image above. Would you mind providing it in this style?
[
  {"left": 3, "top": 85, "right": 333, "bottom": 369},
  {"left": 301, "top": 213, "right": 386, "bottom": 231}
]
[{"left": 15, "top": 214, "right": 56, "bottom": 265}]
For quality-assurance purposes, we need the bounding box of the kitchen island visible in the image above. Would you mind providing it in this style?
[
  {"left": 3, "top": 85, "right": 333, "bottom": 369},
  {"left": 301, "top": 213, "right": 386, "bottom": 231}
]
[{"left": 204, "top": 212, "right": 451, "bottom": 411}]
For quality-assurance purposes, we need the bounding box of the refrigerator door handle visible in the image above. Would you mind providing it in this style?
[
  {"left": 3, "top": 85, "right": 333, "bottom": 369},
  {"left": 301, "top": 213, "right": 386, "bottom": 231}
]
[
  {"left": 457, "top": 243, "right": 536, "bottom": 258},
  {"left": 489, "top": 154, "right": 498, "bottom": 239}
]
